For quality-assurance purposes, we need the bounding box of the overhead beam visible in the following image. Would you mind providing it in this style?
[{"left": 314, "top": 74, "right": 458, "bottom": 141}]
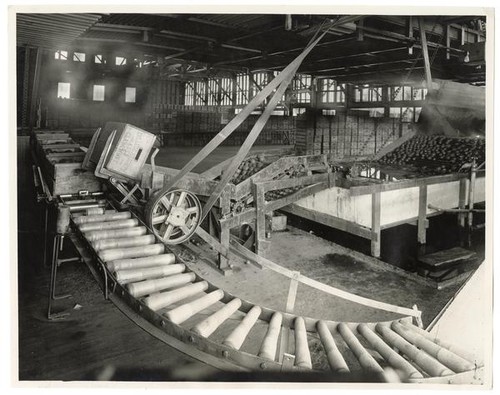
[
  {"left": 213, "top": 35, "right": 356, "bottom": 66},
  {"left": 305, "top": 59, "right": 415, "bottom": 74}
]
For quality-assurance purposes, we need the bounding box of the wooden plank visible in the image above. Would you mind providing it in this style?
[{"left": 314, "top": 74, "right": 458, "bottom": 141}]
[
  {"left": 256, "top": 172, "right": 331, "bottom": 193},
  {"left": 265, "top": 182, "right": 329, "bottom": 213},
  {"left": 419, "top": 247, "right": 475, "bottom": 268},
  {"left": 281, "top": 204, "right": 373, "bottom": 240},
  {"left": 219, "top": 208, "right": 256, "bottom": 230},
  {"left": 419, "top": 17, "right": 433, "bottom": 89},
  {"left": 285, "top": 272, "right": 300, "bottom": 313},
  {"left": 348, "top": 173, "right": 466, "bottom": 196}
]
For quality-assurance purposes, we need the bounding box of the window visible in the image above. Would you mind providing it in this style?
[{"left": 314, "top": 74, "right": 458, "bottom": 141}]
[
  {"left": 293, "top": 108, "right": 307, "bottom": 116},
  {"left": 125, "top": 87, "right": 136, "bottom": 103},
  {"left": 207, "top": 78, "right": 218, "bottom": 106},
  {"left": 184, "top": 82, "right": 195, "bottom": 106},
  {"left": 219, "top": 78, "right": 233, "bottom": 106},
  {"left": 57, "top": 82, "right": 70, "bottom": 98},
  {"left": 389, "top": 107, "right": 401, "bottom": 118},
  {"left": 236, "top": 73, "right": 249, "bottom": 105},
  {"left": 389, "top": 106, "right": 420, "bottom": 122},
  {"left": 354, "top": 85, "right": 383, "bottom": 102},
  {"left": 194, "top": 81, "right": 207, "bottom": 105},
  {"left": 250, "top": 72, "right": 268, "bottom": 98},
  {"left": 94, "top": 54, "right": 104, "bottom": 64},
  {"left": 115, "top": 56, "right": 127, "bottom": 66},
  {"left": 401, "top": 107, "right": 414, "bottom": 122},
  {"left": 322, "top": 109, "right": 336, "bottom": 116},
  {"left": 292, "top": 74, "right": 312, "bottom": 104},
  {"left": 93, "top": 85, "right": 105, "bottom": 101},
  {"left": 319, "top": 79, "right": 345, "bottom": 103},
  {"left": 54, "top": 50, "right": 68, "bottom": 60},
  {"left": 390, "top": 86, "right": 427, "bottom": 101},
  {"left": 73, "top": 52, "right": 85, "bottom": 62},
  {"left": 415, "top": 107, "right": 423, "bottom": 121}
]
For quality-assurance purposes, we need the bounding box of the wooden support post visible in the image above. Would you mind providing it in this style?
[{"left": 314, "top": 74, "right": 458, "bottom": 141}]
[
  {"left": 371, "top": 192, "right": 381, "bottom": 258},
  {"left": 253, "top": 181, "right": 270, "bottom": 256},
  {"left": 357, "top": 19, "right": 364, "bottom": 41},
  {"left": 407, "top": 16, "right": 414, "bottom": 55},
  {"left": 467, "top": 160, "right": 477, "bottom": 229},
  {"left": 208, "top": 208, "right": 217, "bottom": 237},
  {"left": 446, "top": 24, "right": 451, "bottom": 60},
  {"left": 218, "top": 190, "right": 232, "bottom": 274},
  {"left": 458, "top": 177, "right": 467, "bottom": 228},
  {"left": 418, "top": 17, "right": 433, "bottom": 90},
  {"left": 417, "top": 185, "right": 428, "bottom": 244}
]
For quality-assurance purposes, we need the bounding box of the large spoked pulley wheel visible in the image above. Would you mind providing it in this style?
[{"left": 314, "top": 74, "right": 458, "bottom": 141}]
[{"left": 145, "top": 189, "right": 202, "bottom": 245}]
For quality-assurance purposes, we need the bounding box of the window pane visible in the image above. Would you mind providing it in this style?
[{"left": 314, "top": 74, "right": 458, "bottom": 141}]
[
  {"left": 402, "top": 107, "right": 414, "bottom": 122},
  {"left": 94, "top": 55, "right": 103, "bottom": 64},
  {"left": 184, "top": 82, "right": 194, "bottom": 106},
  {"left": 389, "top": 107, "right": 401, "bottom": 118},
  {"left": 73, "top": 52, "right": 85, "bottom": 62},
  {"left": 115, "top": 56, "right": 127, "bottom": 66},
  {"left": 415, "top": 107, "right": 422, "bottom": 121},
  {"left": 392, "top": 86, "right": 403, "bottom": 101},
  {"left": 125, "top": 87, "right": 136, "bottom": 103},
  {"left": 93, "top": 85, "right": 105, "bottom": 101},
  {"left": 57, "top": 82, "right": 70, "bottom": 98},
  {"left": 55, "top": 50, "right": 68, "bottom": 60}
]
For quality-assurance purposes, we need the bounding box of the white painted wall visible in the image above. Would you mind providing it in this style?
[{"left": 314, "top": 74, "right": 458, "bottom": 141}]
[{"left": 294, "top": 177, "right": 486, "bottom": 229}]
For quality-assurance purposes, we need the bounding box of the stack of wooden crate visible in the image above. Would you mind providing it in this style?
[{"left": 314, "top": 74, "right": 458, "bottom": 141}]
[{"left": 33, "top": 130, "right": 102, "bottom": 196}]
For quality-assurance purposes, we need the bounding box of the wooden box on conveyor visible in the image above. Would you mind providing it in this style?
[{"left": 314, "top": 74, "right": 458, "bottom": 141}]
[{"left": 33, "top": 131, "right": 102, "bottom": 196}]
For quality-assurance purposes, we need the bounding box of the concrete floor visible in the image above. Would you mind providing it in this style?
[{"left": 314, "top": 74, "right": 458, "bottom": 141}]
[{"left": 185, "top": 225, "right": 464, "bottom": 328}]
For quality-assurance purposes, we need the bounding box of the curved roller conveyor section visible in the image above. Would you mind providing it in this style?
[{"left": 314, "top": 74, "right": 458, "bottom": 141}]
[{"left": 70, "top": 208, "right": 483, "bottom": 383}]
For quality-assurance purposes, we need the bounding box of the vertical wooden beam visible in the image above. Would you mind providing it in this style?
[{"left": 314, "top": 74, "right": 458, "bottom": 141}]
[
  {"left": 467, "top": 160, "right": 477, "bottom": 229},
  {"left": 310, "top": 76, "right": 318, "bottom": 109},
  {"left": 252, "top": 182, "right": 269, "bottom": 256},
  {"left": 407, "top": 16, "right": 414, "bottom": 55},
  {"left": 417, "top": 185, "right": 428, "bottom": 244},
  {"left": 30, "top": 48, "right": 42, "bottom": 129},
  {"left": 458, "top": 177, "right": 467, "bottom": 228},
  {"left": 231, "top": 73, "right": 237, "bottom": 106},
  {"left": 218, "top": 190, "right": 232, "bottom": 274},
  {"left": 382, "top": 85, "right": 390, "bottom": 118},
  {"left": 445, "top": 24, "right": 452, "bottom": 60},
  {"left": 357, "top": 19, "right": 364, "bottom": 41},
  {"left": 371, "top": 192, "right": 381, "bottom": 258},
  {"left": 418, "top": 17, "right": 433, "bottom": 90},
  {"left": 21, "top": 47, "right": 31, "bottom": 130}
]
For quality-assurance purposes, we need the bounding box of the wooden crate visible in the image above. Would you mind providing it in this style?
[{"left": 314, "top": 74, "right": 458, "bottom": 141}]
[{"left": 34, "top": 133, "right": 102, "bottom": 196}]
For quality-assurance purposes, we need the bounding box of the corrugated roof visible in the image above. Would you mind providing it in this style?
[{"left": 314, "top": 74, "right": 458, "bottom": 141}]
[
  {"left": 16, "top": 13, "right": 103, "bottom": 49},
  {"left": 189, "top": 14, "right": 282, "bottom": 30}
]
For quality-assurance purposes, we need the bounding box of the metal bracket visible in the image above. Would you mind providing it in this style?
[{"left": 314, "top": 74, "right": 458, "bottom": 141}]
[{"left": 48, "top": 234, "right": 73, "bottom": 320}]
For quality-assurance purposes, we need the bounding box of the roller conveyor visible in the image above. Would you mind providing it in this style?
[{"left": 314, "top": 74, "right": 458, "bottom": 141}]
[{"left": 69, "top": 206, "right": 483, "bottom": 383}]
